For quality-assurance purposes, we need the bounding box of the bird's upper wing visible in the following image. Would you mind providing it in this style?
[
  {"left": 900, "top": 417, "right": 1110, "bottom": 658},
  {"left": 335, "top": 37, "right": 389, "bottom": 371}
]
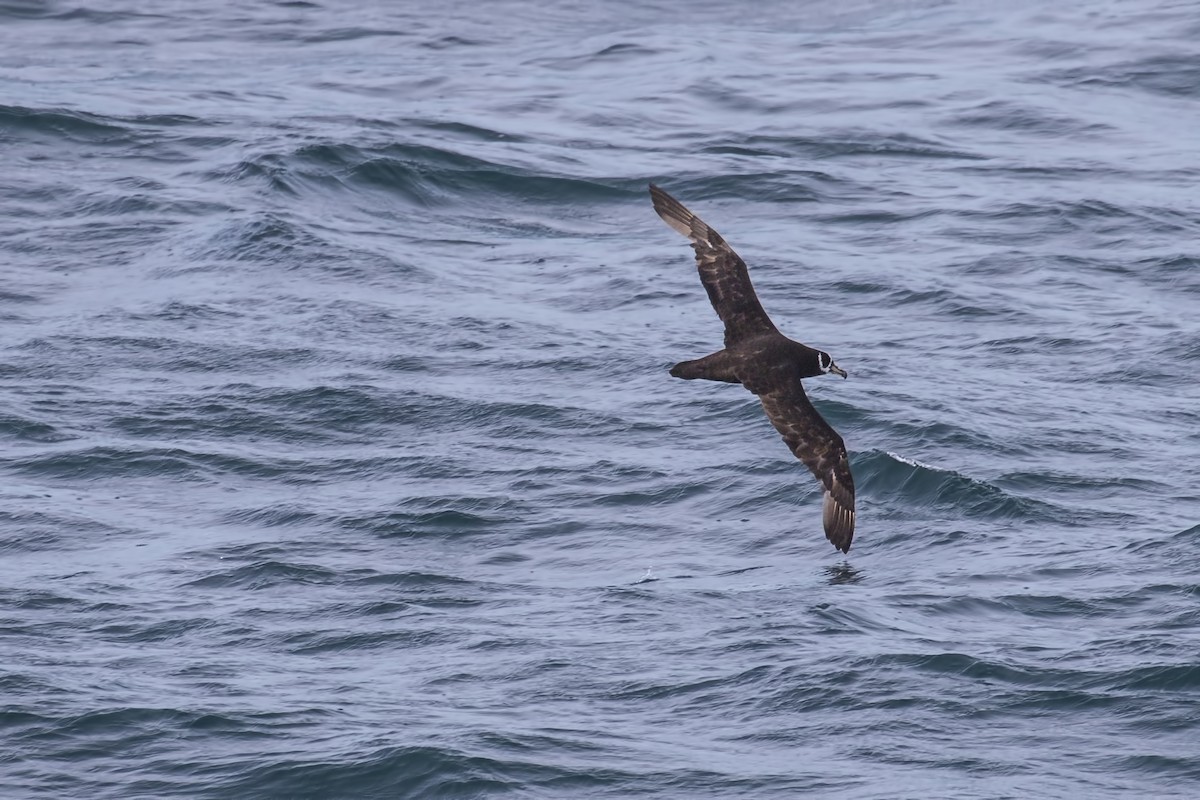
[
  {"left": 755, "top": 374, "right": 856, "bottom": 553},
  {"left": 649, "top": 184, "right": 778, "bottom": 345}
]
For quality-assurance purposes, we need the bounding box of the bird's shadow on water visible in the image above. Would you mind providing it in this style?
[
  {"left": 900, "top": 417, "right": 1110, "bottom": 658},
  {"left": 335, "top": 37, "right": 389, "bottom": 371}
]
[{"left": 824, "top": 562, "right": 864, "bottom": 585}]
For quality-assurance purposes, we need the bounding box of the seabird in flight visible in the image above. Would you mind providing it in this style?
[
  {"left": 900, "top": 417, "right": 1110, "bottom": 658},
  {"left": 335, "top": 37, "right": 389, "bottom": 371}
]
[{"left": 649, "top": 184, "right": 856, "bottom": 553}]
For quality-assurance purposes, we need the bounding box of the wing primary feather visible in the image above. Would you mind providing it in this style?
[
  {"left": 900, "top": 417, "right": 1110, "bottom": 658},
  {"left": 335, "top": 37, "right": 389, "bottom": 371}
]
[{"left": 649, "top": 183, "right": 698, "bottom": 239}]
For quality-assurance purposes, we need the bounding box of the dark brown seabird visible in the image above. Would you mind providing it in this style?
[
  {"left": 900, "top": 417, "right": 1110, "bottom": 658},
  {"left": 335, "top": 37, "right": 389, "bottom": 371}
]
[{"left": 649, "top": 184, "right": 856, "bottom": 553}]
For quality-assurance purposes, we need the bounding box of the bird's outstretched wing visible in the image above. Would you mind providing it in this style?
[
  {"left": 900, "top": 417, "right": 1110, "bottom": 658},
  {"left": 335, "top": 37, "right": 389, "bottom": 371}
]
[
  {"left": 649, "top": 184, "right": 778, "bottom": 345},
  {"left": 756, "top": 376, "right": 856, "bottom": 553}
]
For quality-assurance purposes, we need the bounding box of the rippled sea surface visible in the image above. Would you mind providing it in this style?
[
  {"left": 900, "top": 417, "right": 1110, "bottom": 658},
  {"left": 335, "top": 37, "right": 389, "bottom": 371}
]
[{"left": 3, "top": 0, "right": 1199, "bottom": 796}]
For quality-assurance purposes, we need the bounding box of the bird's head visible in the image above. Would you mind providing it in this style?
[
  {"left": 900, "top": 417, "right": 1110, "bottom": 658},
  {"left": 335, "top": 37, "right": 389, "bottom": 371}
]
[{"left": 817, "top": 350, "right": 848, "bottom": 379}]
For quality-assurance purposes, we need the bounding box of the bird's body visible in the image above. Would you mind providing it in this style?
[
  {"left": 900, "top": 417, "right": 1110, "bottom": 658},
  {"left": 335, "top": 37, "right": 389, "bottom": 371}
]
[{"left": 649, "top": 184, "right": 857, "bottom": 553}]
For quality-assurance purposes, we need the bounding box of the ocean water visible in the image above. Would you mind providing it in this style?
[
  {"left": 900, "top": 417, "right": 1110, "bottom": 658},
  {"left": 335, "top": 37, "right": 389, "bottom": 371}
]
[{"left": 2, "top": 0, "right": 1199, "bottom": 796}]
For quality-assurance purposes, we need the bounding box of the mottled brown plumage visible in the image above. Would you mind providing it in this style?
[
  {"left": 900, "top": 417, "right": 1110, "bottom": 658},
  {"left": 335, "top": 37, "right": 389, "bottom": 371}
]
[{"left": 650, "top": 183, "right": 856, "bottom": 553}]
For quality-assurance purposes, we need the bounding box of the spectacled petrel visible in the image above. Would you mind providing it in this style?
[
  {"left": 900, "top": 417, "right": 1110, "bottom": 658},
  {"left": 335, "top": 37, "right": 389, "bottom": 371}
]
[{"left": 649, "top": 184, "right": 856, "bottom": 553}]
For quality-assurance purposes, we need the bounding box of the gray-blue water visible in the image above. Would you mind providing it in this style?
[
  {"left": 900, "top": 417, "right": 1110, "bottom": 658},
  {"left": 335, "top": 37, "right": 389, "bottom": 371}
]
[{"left": 3, "top": 0, "right": 1199, "bottom": 797}]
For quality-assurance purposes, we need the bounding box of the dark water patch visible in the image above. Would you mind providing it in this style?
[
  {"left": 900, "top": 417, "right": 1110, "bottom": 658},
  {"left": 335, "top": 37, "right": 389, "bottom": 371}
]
[
  {"left": 406, "top": 118, "right": 531, "bottom": 144},
  {"left": 1166, "top": 521, "right": 1200, "bottom": 545},
  {"left": 1, "top": 588, "right": 86, "bottom": 611},
  {"left": 476, "top": 728, "right": 616, "bottom": 759},
  {"left": 379, "top": 353, "right": 431, "bottom": 372},
  {"left": 1159, "top": 332, "right": 1200, "bottom": 365},
  {"left": 1, "top": 105, "right": 220, "bottom": 169},
  {"left": 870, "top": 651, "right": 1062, "bottom": 687},
  {"left": 815, "top": 206, "right": 943, "bottom": 227},
  {"left": 1035, "top": 53, "right": 1200, "bottom": 99},
  {"left": 6, "top": 445, "right": 301, "bottom": 483},
  {"left": 419, "top": 34, "right": 491, "bottom": 50},
  {"left": 1131, "top": 253, "right": 1200, "bottom": 295},
  {"left": 346, "top": 570, "right": 473, "bottom": 590},
  {"left": 760, "top": 674, "right": 974, "bottom": 718},
  {"left": 0, "top": 509, "right": 124, "bottom": 553},
  {"left": 281, "top": 626, "right": 454, "bottom": 655},
  {"left": 529, "top": 41, "right": 661, "bottom": 71},
  {"left": 125, "top": 300, "right": 244, "bottom": 324},
  {"left": 1053, "top": 251, "right": 1200, "bottom": 287},
  {"left": 975, "top": 334, "right": 1096, "bottom": 356},
  {"left": 1121, "top": 524, "right": 1199, "bottom": 559},
  {"left": 301, "top": 26, "right": 408, "bottom": 44},
  {"left": 91, "top": 616, "right": 221, "bottom": 644},
  {"left": 346, "top": 600, "right": 413, "bottom": 616},
  {"left": 862, "top": 409, "right": 1024, "bottom": 456},
  {"left": 946, "top": 99, "right": 1108, "bottom": 138},
  {"left": 50, "top": 7, "right": 166, "bottom": 24},
  {"left": 591, "top": 480, "right": 711, "bottom": 508},
  {"left": 862, "top": 652, "right": 1200, "bottom": 701},
  {"left": 185, "top": 559, "right": 339, "bottom": 590},
  {"left": 810, "top": 603, "right": 901, "bottom": 636},
  {"left": 856, "top": 450, "right": 1061, "bottom": 523},
  {"left": 10, "top": 706, "right": 331, "bottom": 787},
  {"left": 828, "top": 278, "right": 892, "bottom": 296},
  {"left": 14, "top": 334, "right": 322, "bottom": 378},
  {"left": 954, "top": 250, "right": 1057, "bottom": 278},
  {"left": 993, "top": 687, "right": 1128, "bottom": 714},
  {"left": 878, "top": 286, "right": 1024, "bottom": 319},
  {"left": 918, "top": 594, "right": 1056, "bottom": 621},
  {"left": 790, "top": 130, "right": 984, "bottom": 161},
  {"left": 1116, "top": 754, "right": 1200, "bottom": 781},
  {"left": 576, "top": 459, "right": 669, "bottom": 486},
  {"left": 1112, "top": 664, "right": 1200, "bottom": 693},
  {"left": 945, "top": 199, "right": 1196, "bottom": 240},
  {"left": 66, "top": 188, "right": 231, "bottom": 221},
  {"left": 950, "top": 161, "right": 1131, "bottom": 183},
  {"left": 180, "top": 712, "right": 277, "bottom": 738},
  {"left": 717, "top": 476, "right": 818, "bottom": 516},
  {"left": 649, "top": 171, "right": 827, "bottom": 205},
  {"left": 221, "top": 503, "right": 325, "bottom": 529},
  {"left": 332, "top": 583, "right": 483, "bottom": 613},
  {"left": 218, "top": 140, "right": 630, "bottom": 207},
  {"left": 348, "top": 153, "right": 627, "bottom": 206},
  {"left": 192, "top": 540, "right": 300, "bottom": 562},
  {"left": 995, "top": 470, "right": 1166, "bottom": 495},
  {"left": 609, "top": 669, "right": 754, "bottom": 709},
  {"left": 339, "top": 500, "right": 523, "bottom": 538},
  {"left": 18, "top": 706, "right": 199, "bottom": 748},
  {"left": 111, "top": 175, "right": 168, "bottom": 192},
  {"left": 993, "top": 593, "right": 1118, "bottom": 619},
  {"left": 550, "top": 276, "right": 694, "bottom": 314},
  {"left": 0, "top": 288, "right": 42, "bottom": 303},
  {"left": 0, "top": 104, "right": 131, "bottom": 143},
  {"left": 0, "top": 410, "right": 71, "bottom": 443},
  {"left": 0, "top": 709, "right": 51, "bottom": 734},
  {"left": 214, "top": 744, "right": 583, "bottom": 799},
  {"left": 400, "top": 393, "right": 636, "bottom": 439},
  {"left": 214, "top": 153, "right": 329, "bottom": 197},
  {"left": 501, "top": 352, "right": 621, "bottom": 375},
  {"left": 480, "top": 548, "right": 536, "bottom": 565},
  {"left": 0, "top": 0, "right": 54, "bottom": 19},
  {"left": 113, "top": 384, "right": 411, "bottom": 444},
  {"left": 193, "top": 211, "right": 342, "bottom": 264},
  {"left": 177, "top": 212, "right": 414, "bottom": 280}
]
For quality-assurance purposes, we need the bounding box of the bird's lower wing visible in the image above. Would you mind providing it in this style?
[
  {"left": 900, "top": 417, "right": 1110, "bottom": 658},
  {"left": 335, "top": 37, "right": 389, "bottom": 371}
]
[{"left": 757, "top": 381, "right": 856, "bottom": 553}]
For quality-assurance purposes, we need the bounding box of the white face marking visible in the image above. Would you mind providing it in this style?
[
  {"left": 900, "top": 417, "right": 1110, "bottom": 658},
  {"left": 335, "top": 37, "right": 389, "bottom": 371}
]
[{"left": 818, "top": 352, "right": 831, "bottom": 373}]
